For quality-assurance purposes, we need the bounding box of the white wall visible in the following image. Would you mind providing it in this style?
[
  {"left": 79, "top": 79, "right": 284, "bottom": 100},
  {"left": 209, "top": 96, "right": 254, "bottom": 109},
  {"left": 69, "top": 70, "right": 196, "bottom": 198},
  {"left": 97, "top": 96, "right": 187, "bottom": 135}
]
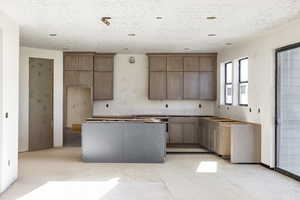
[
  {"left": 0, "top": 11, "right": 19, "bottom": 193},
  {"left": 19, "top": 47, "right": 63, "bottom": 152},
  {"left": 217, "top": 18, "right": 300, "bottom": 167},
  {"left": 93, "top": 54, "right": 216, "bottom": 116}
]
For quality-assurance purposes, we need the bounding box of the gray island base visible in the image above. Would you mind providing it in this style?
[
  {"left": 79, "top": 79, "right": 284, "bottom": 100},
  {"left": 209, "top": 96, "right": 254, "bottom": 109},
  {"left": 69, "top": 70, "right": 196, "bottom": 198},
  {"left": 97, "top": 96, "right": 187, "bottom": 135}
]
[{"left": 82, "top": 121, "right": 166, "bottom": 163}]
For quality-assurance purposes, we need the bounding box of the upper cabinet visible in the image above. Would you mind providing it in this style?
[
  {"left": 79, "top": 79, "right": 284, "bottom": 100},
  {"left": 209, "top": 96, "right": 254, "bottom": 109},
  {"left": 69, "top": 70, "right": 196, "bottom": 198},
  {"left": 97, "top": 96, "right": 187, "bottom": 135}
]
[
  {"left": 64, "top": 53, "right": 94, "bottom": 71},
  {"left": 93, "top": 54, "right": 114, "bottom": 100},
  {"left": 184, "top": 56, "right": 199, "bottom": 71},
  {"left": 167, "top": 56, "right": 183, "bottom": 71},
  {"left": 94, "top": 55, "right": 114, "bottom": 72},
  {"left": 199, "top": 56, "right": 216, "bottom": 71},
  {"left": 199, "top": 72, "right": 216, "bottom": 100},
  {"left": 149, "top": 71, "right": 167, "bottom": 100},
  {"left": 149, "top": 56, "right": 167, "bottom": 71},
  {"left": 63, "top": 52, "right": 115, "bottom": 101},
  {"left": 147, "top": 53, "right": 217, "bottom": 101}
]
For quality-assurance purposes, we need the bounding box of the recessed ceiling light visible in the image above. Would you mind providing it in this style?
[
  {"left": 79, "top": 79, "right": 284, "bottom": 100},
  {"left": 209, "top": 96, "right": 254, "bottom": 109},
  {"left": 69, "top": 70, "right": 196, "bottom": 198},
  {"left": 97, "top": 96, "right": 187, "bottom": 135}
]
[
  {"left": 206, "top": 16, "right": 217, "bottom": 20},
  {"left": 49, "top": 33, "right": 57, "bottom": 37},
  {"left": 225, "top": 43, "right": 233, "bottom": 46},
  {"left": 128, "top": 33, "right": 136, "bottom": 36},
  {"left": 123, "top": 48, "right": 129, "bottom": 51},
  {"left": 63, "top": 48, "right": 70, "bottom": 51},
  {"left": 208, "top": 34, "right": 216, "bottom": 37},
  {"left": 156, "top": 16, "right": 163, "bottom": 20},
  {"left": 184, "top": 48, "right": 190, "bottom": 50}
]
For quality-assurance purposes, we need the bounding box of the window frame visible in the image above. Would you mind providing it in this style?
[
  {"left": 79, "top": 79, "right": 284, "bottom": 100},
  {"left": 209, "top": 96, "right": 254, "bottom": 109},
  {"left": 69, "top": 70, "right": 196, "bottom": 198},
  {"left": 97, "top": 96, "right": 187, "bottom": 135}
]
[
  {"left": 224, "top": 61, "right": 233, "bottom": 105},
  {"left": 238, "top": 57, "right": 249, "bottom": 106}
]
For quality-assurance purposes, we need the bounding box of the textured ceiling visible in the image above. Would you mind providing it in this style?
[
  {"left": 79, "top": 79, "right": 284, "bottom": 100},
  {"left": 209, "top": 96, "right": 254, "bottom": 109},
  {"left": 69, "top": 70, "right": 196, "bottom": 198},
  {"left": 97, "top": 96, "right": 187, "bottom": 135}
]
[{"left": 1, "top": 0, "right": 300, "bottom": 53}]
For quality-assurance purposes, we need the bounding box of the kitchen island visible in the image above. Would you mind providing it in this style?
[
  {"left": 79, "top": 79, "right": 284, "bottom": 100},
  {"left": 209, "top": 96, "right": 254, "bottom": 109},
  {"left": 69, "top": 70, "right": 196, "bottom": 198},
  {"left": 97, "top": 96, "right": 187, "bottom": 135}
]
[{"left": 82, "top": 118, "right": 167, "bottom": 163}]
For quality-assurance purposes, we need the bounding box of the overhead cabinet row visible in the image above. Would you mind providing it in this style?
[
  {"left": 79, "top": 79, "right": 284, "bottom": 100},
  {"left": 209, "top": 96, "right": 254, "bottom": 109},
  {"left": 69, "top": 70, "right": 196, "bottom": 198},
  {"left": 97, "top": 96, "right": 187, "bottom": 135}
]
[
  {"left": 148, "top": 54, "right": 217, "bottom": 100},
  {"left": 149, "top": 55, "right": 216, "bottom": 72},
  {"left": 63, "top": 53, "right": 114, "bottom": 100}
]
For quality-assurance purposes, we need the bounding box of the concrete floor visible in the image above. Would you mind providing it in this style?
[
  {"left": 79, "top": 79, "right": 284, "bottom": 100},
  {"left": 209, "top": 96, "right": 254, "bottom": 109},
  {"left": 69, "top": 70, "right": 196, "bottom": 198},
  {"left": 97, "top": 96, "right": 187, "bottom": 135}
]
[{"left": 0, "top": 148, "right": 299, "bottom": 200}]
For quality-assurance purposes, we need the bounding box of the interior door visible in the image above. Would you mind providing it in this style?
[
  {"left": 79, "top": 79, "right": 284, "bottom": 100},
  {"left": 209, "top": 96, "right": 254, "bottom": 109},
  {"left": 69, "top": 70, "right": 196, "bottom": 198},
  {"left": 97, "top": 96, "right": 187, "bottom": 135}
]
[
  {"left": 29, "top": 58, "right": 53, "bottom": 151},
  {"left": 276, "top": 44, "right": 300, "bottom": 179}
]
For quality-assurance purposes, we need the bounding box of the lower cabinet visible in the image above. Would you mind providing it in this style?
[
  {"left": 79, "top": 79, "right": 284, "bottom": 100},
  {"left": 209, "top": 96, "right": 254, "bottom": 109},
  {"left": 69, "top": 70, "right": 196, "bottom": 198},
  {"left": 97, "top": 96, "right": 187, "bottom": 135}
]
[
  {"left": 168, "top": 123, "right": 183, "bottom": 144},
  {"left": 168, "top": 117, "right": 198, "bottom": 145},
  {"left": 183, "top": 124, "right": 198, "bottom": 144}
]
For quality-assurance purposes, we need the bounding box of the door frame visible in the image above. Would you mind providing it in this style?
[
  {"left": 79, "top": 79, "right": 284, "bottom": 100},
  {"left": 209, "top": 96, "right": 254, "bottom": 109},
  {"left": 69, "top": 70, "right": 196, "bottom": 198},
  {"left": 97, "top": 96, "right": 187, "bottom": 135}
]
[
  {"left": 28, "top": 57, "right": 54, "bottom": 151},
  {"left": 275, "top": 42, "right": 300, "bottom": 181}
]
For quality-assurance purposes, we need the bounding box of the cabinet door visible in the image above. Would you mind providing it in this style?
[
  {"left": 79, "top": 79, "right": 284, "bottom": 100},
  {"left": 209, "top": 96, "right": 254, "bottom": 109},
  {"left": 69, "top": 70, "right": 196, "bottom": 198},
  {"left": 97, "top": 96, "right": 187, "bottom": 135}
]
[
  {"left": 94, "top": 72, "right": 113, "bottom": 100},
  {"left": 183, "top": 123, "right": 198, "bottom": 144},
  {"left": 184, "top": 72, "right": 200, "bottom": 99},
  {"left": 149, "top": 72, "right": 166, "bottom": 100},
  {"left": 149, "top": 56, "right": 167, "bottom": 71},
  {"left": 167, "top": 72, "right": 183, "bottom": 99},
  {"left": 64, "top": 54, "right": 93, "bottom": 71},
  {"left": 184, "top": 56, "right": 199, "bottom": 71},
  {"left": 169, "top": 123, "right": 183, "bottom": 144},
  {"left": 199, "top": 72, "right": 216, "bottom": 100},
  {"left": 167, "top": 56, "right": 183, "bottom": 71},
  {"left": 199, "top": 56, "right": 216, "bottom": 71},
  {"left": 94, "top": 55, "right": 113, "bottom": 72},
  {"left": 64, "top": 71, "right": 93, "bottom": 87}
]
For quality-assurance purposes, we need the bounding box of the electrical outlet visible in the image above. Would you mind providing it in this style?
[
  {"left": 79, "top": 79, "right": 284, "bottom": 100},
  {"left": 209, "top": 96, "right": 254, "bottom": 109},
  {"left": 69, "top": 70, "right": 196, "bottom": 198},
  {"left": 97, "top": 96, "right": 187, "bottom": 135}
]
[
  {"left": 5, "top": 112, "right": 8, "bottom": 118},
  {"left": 8, "top": 160, "right": 10, "bottom": 166},
  {"left": 106, "top": 104, "right": 109, "bottom": 108},
  {"left": 199, "top": 104, "right": 202, "bottom": 108},
  {"left": 165, "top": 104, "right": 168, "bottom": 108}
]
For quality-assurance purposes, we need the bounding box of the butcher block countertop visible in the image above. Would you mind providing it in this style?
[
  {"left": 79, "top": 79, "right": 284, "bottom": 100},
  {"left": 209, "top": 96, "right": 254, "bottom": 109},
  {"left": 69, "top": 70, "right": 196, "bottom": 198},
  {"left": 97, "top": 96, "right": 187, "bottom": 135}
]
[
  {"left": 87, "top": 115, "right": 214, "bottom": 123},
  {"left": 86, "top": 117, "right": 165, "bottom": 123}
]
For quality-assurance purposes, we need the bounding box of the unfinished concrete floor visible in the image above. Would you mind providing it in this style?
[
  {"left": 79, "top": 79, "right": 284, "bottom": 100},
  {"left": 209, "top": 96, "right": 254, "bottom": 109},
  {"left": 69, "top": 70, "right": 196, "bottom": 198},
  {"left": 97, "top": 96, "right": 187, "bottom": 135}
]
[{"left": 0, "top": 147, "right": 299, "bottom": 200}]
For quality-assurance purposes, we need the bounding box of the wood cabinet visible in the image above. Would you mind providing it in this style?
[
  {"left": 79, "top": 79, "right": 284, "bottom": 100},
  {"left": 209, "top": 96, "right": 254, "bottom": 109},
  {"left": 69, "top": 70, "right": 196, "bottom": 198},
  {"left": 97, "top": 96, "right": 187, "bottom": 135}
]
[
  {"left": 199, "top": 72, "right": 216, "bottom": 100},
  {"left": 199, "top": 56, "right": 216, "bottom": 71},
  {"left": 94, "top": 55, "right": 113, "bottom": 71},
  {"left": 167, "top": 72, "right": 183, "bottom": 99},
  {"left": 94, "top": 72, "right": 113, "bottom": 100},
  {"left": 184, "top": 56, "right": 199, "bottom": 71},
  {"left": 93, "top": 54, "right": 114, "bottom": 100},
  {"left": 64, "top": 71, "right": 93, "bottom": 87},
  {"left": 149, "top": 56, "right": 167, "bottom": 71},
  {"left": 148, "top": 53, "right": 217, "bottom": 100},
  {"left": 167, "top": 56, "right": 183, "bottom": 71},
  {"left": 169, "top": 123, "right": 183, "bottom": 144},
  {"left": 168, "top": 117, "right": 199, "bottom": 145},
  {"left": 149, "top": 72, "right": 166, "bottom": 100},
  {"left": 64, "top": 53, "right": 94, "bottom": 71},
  {"left": 183, "top": 123, "right": 198, "bottom": 144},
  {"left": 184, "top": 72, "right": 200, "bottom": 99}
]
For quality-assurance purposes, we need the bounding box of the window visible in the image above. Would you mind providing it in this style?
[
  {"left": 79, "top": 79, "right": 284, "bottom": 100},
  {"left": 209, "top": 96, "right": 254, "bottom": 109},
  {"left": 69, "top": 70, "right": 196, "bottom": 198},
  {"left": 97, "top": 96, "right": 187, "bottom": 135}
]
[
  {"left": 238, "top": 58, "right": 248, "bottom": 106},
  {"left": 225, "top": 62, "right": 233, "bottom": 105}
]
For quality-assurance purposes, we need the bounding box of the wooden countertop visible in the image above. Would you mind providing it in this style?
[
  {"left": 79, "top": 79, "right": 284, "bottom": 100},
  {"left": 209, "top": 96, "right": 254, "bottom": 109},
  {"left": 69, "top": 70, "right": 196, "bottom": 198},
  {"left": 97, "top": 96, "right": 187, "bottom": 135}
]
[{"left": 86, "top": 117, "right": 164, "bottom": 123}]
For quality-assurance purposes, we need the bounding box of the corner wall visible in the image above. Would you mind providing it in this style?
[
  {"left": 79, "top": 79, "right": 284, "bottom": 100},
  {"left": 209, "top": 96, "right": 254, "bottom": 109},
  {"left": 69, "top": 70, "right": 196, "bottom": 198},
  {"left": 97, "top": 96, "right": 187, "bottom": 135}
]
[
  {"left": 93, "top": 54, "right": 216, "bottom": 116},
  {"left": 19, "top": 47, "right": 63, "bottom": 152},
  {"left": 217, "top": 18, "right": 300, "bottom": 167},
  {"left": 0, "top": 11, "right": 19, "bottom": 193}
]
